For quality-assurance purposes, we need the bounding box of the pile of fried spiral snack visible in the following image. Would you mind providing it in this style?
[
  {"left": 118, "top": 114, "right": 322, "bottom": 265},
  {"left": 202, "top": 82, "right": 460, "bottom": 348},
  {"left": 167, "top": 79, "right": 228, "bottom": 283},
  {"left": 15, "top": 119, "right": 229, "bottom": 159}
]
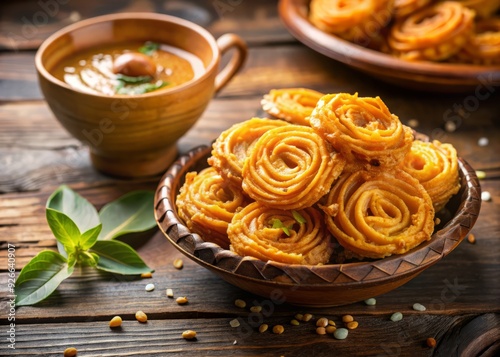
[
  {"left": 309, "top": 0, "right": 500, "bottom": 64},
  {"left": 177, "top": 88, "right": 461, "bottom": 264}
]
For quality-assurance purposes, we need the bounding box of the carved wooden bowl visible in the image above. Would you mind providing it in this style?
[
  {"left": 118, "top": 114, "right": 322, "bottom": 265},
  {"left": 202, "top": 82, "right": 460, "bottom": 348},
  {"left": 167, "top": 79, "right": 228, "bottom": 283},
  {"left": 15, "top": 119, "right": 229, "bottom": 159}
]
[
  {"left": 278, "top": 0, "right": 500, "bottom": 93},
  {"left": 154, "top": 145, "right": 481, "bottom": 307}
]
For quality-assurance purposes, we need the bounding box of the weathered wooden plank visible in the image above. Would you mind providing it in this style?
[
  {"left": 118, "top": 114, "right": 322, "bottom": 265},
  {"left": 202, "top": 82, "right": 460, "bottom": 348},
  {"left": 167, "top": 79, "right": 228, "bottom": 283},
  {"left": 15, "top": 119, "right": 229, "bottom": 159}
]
[
  {"left": 0, "top": 0, "right": 292, "bottom": 51},
  {"left": 1, "top": 225, "right": 499, "bottom": 322},
  {"left": 1, "top": 312, "right": 497, "bottom": 356}
]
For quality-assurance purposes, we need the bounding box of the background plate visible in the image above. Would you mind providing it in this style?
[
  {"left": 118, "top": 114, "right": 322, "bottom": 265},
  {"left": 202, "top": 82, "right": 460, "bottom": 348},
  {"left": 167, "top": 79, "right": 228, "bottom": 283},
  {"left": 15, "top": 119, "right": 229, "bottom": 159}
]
[{"left": 278, "top": 0, "right": 500, "bottom": 93}]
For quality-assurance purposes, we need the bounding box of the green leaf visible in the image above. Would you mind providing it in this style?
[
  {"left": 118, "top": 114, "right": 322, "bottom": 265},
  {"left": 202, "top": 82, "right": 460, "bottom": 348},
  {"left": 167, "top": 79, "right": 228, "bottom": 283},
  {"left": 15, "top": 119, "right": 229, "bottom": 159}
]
[
  {"left": 115, "top": 74, "right": 152, "bottom": 84},
  {"left": 78, "top": 251, "right": 99, "bottom": 267},
  {"left": 46, "top": 185, "right": 100, "bottom": 233},
  {"left": 292, "top": 210, "right": 306, "bottom": 225},
  {"left": 116, "top": 80, "right": 168, "bottom": 95},
  {"left": 90, "top": 240, "right": 153, "bottom": 275},
  {"left": 15, "top": 250, "right": 74, "bottom": 306},
  {"left": 98, "top": 190, "right": 156, "bottom": 240},
  {"left": 80, "top": 224, "right": 102, "bottom": 250},
  {"left": 271, "top": 218, "right": 291, "bottom": 236},
  {"left": 46, "top": 208, "right": 80, "bottom": 255},
  {"left": 138, "top": 41, "right": 160, "bottom": 56}
]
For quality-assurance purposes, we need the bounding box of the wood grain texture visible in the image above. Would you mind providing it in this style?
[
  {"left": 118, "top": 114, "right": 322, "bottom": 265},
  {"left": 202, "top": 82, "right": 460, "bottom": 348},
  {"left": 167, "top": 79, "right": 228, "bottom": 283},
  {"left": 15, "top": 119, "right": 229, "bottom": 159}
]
[
  {"left": 3, "top": 314, "right": 498, "bottom": 357},
  {"left": 0, "top": 0, "right": 499, "bottom": 356}
]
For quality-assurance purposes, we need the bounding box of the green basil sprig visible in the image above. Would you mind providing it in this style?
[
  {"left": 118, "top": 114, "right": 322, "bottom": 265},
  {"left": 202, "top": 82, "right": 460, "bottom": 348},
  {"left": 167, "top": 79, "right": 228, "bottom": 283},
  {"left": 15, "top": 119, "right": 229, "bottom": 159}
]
[
  {"left": 15, "top": 186, "right": 156, "bottom": 306},
  {"left": 138, "top": 41, "right": 160, "bottom": 56}
]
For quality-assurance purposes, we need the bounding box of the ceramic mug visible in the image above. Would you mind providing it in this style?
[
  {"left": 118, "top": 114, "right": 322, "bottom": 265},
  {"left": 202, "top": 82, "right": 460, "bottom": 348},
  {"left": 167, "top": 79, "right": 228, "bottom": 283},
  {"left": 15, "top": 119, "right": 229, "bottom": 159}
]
[{"left": 35, "top": 12, "right": 247, "bottom": 177}]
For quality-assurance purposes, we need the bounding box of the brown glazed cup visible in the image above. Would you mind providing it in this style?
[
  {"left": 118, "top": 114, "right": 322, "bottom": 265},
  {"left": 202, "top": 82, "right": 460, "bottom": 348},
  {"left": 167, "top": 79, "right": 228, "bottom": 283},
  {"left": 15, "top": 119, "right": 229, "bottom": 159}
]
[{"left": 35, "top": 13, "right": 247, "bottom": 177}]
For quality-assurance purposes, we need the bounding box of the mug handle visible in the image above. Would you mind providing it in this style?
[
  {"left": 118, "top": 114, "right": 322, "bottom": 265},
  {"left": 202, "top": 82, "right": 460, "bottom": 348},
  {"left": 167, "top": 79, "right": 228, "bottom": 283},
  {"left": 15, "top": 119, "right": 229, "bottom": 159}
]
[{"left": 214, "top": 33, "right": 248, "bottom": 93}]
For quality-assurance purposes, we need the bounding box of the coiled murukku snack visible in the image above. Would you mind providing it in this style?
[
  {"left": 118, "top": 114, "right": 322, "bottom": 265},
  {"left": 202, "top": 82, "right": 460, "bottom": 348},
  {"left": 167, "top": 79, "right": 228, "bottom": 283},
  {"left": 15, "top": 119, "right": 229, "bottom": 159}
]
[
  {"left": 400, "top": 140, "right": 461, "bottom": 212},
  {"left": 453, "top": 17, "right": 500, "bottom": 65},
  {"left": 438, "top": 0, "right": 500, "bottom": 18},
  {"left": 309, "top": 0, "right": 394, "bottom": 45},
  {"left": 227, "top": 202, "right": 333, "bottom": 265},
  {"left": 176, "top": 167, "right": 247, "bottom": 249},
  {"left": 208, "top": 118, "right": 290, "bottom": 186},
  {"left": 261, "top": 88, "right": 324, "bottom": 126},
  {"left": 394, "top": 0, "right": 433, "bottom": 19},
  {"left": 241, "top": 124, "right": 345, "bottom": 210},
  {"left": 309, "top": 93, "right": 413, "bottom": 171},
  {"left": 387, "top": 1, "right": 476, "bottom": 61},
  {"left": 320, "top": 170, "right": 435, "bottom": 259}
]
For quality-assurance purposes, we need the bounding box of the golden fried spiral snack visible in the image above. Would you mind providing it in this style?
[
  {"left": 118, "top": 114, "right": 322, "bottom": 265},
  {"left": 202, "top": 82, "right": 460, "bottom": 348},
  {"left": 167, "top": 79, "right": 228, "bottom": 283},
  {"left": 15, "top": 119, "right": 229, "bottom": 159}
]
[
  {"left": 453, "top": 17, "right": 500, "bottom": 65},
  {"left": 309, "top": 93, "right": 413, "bottom": 170},
  {"left": 261, "top": 88, "right": 324, "bottom": 126},
  {"left": 388, "top": 1, "right": 475, "bottom": 61},
  {"left": 309, "top": 0, "right": 394, "bottom": 44},
  {"left": 400, "top": 140, "right": 461, "bottom": 212},
  {"left": 176, "top": 167, "right": 247, "bottom": 249},
  {"left": 394, "top": 0, "right": 433, "bottom": 19},
  {"left": 228, "top": 202, "right": 333, "bottom": 265},
  {"left": 208, "top": 118, "right": 290, "bottom": 186},
  {"left": 241, "top": 124, "right": 345, "bottom": 210},
  {"left": 439, "top": 0, "right": 500, "bottom": 18},
  {"left": 320, "top": 170, "right": 435, "bottom": 259}
]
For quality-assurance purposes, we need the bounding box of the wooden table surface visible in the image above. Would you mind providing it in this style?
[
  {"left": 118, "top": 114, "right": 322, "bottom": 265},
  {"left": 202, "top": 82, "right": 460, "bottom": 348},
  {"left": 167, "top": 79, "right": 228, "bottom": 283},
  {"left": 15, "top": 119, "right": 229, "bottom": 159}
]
[{"left": 1, "top": 1, "right": 499, "bottom": 356}]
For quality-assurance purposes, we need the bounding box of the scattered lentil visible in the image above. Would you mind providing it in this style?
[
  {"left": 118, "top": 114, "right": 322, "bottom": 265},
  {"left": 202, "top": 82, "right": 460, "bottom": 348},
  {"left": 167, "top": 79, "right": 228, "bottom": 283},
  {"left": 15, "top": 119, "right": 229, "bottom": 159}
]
[
  {"left": 326, "top": 325, "right": 337, "bottom": 334},
  {"left": 346, "top": 321, "right": 359, "bottom": 330},
  {"left": 342, "top": 315, "right": 354, "bottom": 323},
  {"left": 63, "top": 347, "right": 77, "bottom": 357},
  {"left": 478, "top": 137, "right": 489, "bottom": 147},
  {"left": 444, "top": 121, "right": 456, "bottom": 132},
  {"left": 364, "top": 298, "right": 377, "bottom": 306},
  {"left": 140, "top": 272, "right": 152, "bottom": 279},
  {"left": 135, "top": 311, "right": 148, "bottom": 323},
  {"left": 173, "top": 258, "right": 184, "bottom": 269},
  {"left": 476, "top": 170, "right": 486, "bottom": 180},
  {"left": 166, "top": 288, "right": 174, "bottom": 298},
  {"left": 145, "top": 283, "right": 155, "bottom": 292},
  {"left": 182, "top": 330, "right": 197, "bottom": 340},
  {"left": 295, "top": 313, "right": 303, "bottom": 321},
  {"left": 467, "top": 233, "right": 476, "bottom": 244},
  {"left": 481, "top": 191, "right": 492, "bottom": 201},
  {"left": 234, "top": 299, "right": 246, "bottom": 309},
  {"left": 316, "top": 327, "right": 327, "bottom": 335},
  {"left": 250, "top": 305, "right": 262, "bottom": 313},
  {"left": 413, "top": 303, "right": 426, "bottom": 312},
  {"left": 302, "top": 313, "right": 313, "bottom": 322},
  {"left": 334, "top": 328, "right": 349, "bottom": 340},
  {"left": 290, "top": 319, "right": 300, "bottom": 326},
  {"left": 259, "top": 324, "right": 269, "bottom": 333},
  {"left": 426, "top": 337, "right": 437, "bottom": 348},
  {"left": 407, "top": 119, "right": 419, "bottom": 128},
  {"left": 230, "top": 319, "right": 240, "bottom": 328},
  {"left": 316, "top": 317, "right": 328, "bottom": 328},
  {"left": 272, "top": 325, "right": 285, "bottom": 334},
  {"left": 233, "top": 340, "right": 237, "bottom": 345},
  {"left": 109, "top": 316, "right": 122, "bottom": 328},
  {"left": 435, "top": 217, "right": 441, "bottom": 225},
  {"left": 176, "top": 296, "right": 188, "bottom": 305},
  {"left": 390, "top": 312, "right": 403, "bottom": 322}
]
